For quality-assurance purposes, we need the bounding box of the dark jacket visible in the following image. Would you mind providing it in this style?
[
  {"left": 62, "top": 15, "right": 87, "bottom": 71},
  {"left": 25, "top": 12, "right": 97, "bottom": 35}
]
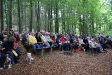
[
  {"left": 36, "top": 36, "right": 42, "bottom": 43},
  {"left": 83, "top": 38, "right": 88, "bottom": 44},
  {"left": 3, "top": 40, "right": 14, "bottom": 52},
  {"left": 0, "top": 33, "right": 4, "bottom": 41},
  {"left": 70, "top": 37, "right": 74, "bottom": 43},
  {"left": 21, "top": 34, "right": 28, "bottom": 46}
]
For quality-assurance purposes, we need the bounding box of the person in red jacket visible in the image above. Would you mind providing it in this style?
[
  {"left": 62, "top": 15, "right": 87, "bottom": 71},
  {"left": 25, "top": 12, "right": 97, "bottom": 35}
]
[
  {"left": 60, "top": 35, "right": 65, "bottom": 43},
  {"left": 14, "top": 32, "right": 20, "bottom": 43},
  {"left": 60, "top": 35, "right": 68, "bottom": 51}
]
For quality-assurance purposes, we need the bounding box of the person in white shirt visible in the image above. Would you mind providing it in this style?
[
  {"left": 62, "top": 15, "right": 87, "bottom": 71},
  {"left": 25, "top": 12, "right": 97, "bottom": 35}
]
[
  {"left": 78, "top": 36, "right": 86, "bottom": 52},
  {"left": 45, "top": 33, "right": 50, "bottom": 42},
  {"left": 94, "top": 38, "right": 104, "bottom": 52},
  {"left": 41, "top": 33, "right": 50, "bottom": 47},
  {"left": 89, "top": 39, "right": 98, "bottom": 56}
]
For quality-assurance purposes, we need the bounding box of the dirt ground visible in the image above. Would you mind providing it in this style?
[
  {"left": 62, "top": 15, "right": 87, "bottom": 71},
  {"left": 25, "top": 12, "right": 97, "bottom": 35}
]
[{"left": 0, "top": 49, "right": 112, "bottom": 75}]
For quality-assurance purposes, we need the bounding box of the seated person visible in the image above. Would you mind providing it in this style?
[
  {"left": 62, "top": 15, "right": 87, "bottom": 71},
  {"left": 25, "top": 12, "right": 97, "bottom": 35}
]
[
  {"left": 78, "top": 36, "right": 87, "bottom": 51},
  {"left": 105, "top": 36, "right": 112, "bottom": 48},
  {"left": 35, "top": 32, "right": 43, "bottom": 48},
  {"left": 0, "top": 32, "right": 4, "bottom": 42},
  {"left": 28, "top": 32, "right": 41, "bottom": 53},
  {"left": 69, "top": 36, "right": 74, "bottom": 50},
  {"left": 0, "top": 41, "right": 5, "bottom": 70},
  {"left": 94, "top": 38, "right": 103, "bottom": 52},
  {"left": 60, "top": 35, "right": 68, "bottom": 51},
  {"left": 83, "top": 37, "right": 89, "bottom": 51},
  {"left": 45, "top": 32, "right": 53, "bottom": 46},
  {"left": 99, "top": 36, "right": 107, "bottom": 50},
  {"left": 9, "top": 28, "right": 14, "bottom": 36},
  {"left": 89, "top": 39, "right": 98, "bottom": 56},
  {"left": 41, "top": 33, "right": 50, "bottom": 47},
  {"left": 73, "top": 39, "right": 79, "bottom": 51},
  {"left": 55, "top": 35, "right": 61, "bottom": 45},
  {"left": 2, "top": 31, "right": 8, "bottom": 41},
  {"left": 14, "top": 32, "right": 20, "bottom": 43},
  {"left": 20, "top": 32, "right": 29, "bottom": 47},
  {"left": 49, "top": 36, "right": 57, "bottom": 47},
  {"left": 3, "top": 36, "right": 21, "bottom": 64},
  {"left": 0, "top": 52, "right": 5, "bottom": 70},
  {"left": 65, "top": 35, "right": 71, "bottom": 50},
  {"left": 45, "top": 33, "right": 50, "bottom": 42}
]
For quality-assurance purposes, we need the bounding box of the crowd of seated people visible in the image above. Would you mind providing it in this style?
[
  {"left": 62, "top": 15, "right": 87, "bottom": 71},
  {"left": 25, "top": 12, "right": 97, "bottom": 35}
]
[
  {"left": 0, "top": 28, "right": 112, "bottom": 70},
  {"left": 20, "top": 31, "right": 59, "bottom": 54},
  {"left": 0, "top": 29, "right": 21, "bottom": 70},
  {"left": 58, "top": 33, "right": 112, "bottom": 55}
]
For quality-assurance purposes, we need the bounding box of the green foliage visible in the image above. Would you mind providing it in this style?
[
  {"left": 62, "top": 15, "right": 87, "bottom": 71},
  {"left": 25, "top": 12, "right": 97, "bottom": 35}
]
[{"left": 1, "top": 0, "right": 112, "bottom": 35}]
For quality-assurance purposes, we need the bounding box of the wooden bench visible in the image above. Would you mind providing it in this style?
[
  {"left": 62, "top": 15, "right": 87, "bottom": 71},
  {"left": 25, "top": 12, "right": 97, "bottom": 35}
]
[
  {"left": 36, "top": 47, "right": 53, "bottom": 58},
  {"left": 59, "top": 43, "right": 73, "bottom": 56},
  {"left": 52, "top": 45, "right": 60, "bottom": 50},
  {"left": 27, "top": 44, "right": 59, "bottom": 58},
  {"left": 63, "top": 51, "right": 73, "bottom": 56}
]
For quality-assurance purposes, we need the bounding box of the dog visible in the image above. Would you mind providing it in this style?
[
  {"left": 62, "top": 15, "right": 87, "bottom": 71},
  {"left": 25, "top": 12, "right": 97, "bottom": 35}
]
[
  {"left": 4, "top": 54, "right": 12, "bottom": 69},
  {"left": 27, "top": 53, "right": 34, "bottom": 64}
]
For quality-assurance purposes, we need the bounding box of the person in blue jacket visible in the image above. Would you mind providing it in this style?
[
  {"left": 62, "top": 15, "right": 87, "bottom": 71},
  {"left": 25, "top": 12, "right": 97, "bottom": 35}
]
[{"left": 3, "top": 36, "right": 21, "bottom": 65}]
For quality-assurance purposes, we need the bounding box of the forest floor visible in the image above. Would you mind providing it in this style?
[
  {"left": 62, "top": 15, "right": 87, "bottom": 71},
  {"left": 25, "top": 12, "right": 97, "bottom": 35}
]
[{"left": 0, "top": 49, "right": 112, "bottom": 75}]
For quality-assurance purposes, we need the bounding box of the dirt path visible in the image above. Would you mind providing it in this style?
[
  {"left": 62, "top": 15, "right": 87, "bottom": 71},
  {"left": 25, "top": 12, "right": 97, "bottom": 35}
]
[{"left": 1, "top": 49, "right": 112, "bottom": 75}]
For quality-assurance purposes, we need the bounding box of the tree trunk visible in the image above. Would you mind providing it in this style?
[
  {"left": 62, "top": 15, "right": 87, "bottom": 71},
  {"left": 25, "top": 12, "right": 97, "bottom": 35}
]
[
  {"left": 37, "top": 0, "right": 40, "bottom": 32},
  {"left": 91, "top": 17, "right": 94, "bottom": 35},
  {"left": 48, "top": 5, "right": 50, "bottom": 32},
  {"left": 35, "top": 1, "right": 40, "bottom": 32},
  {"left": 0, "top": 0, "right": 4, "bottom": 32},
  {"left": 62, "top": 9, "right": 65, "bottom": 34},
  {"left": 74, "top": 22, "right": 76, "bottom": 34},
  {"left": 8, "top": 0, "right": 12, "bottom": 29},
  {"left": 82, "top": 14, "right": 85, "bottom": 34},
  {"left": 79, "top": 15, "right": 82, "bottom": 35},
  {"left": 29, "top": 0, "right": 33, "bottom": 32},
  {"left": 24, "top": 2, "right": 27, "bottom": 31},
  {"left": 18, "top": 0, "right": 21, "bottom": 33},
  {"left": 21, "top": 1, "right": 24, "bottom": 31},
  {"left": 55, "top": 2, "right": 59, "bottom": 33},
  {"left": 35, "top": 2, "right": 38, "bottom": 32},
  {"left": 50, "top": 6, "right": 52, "bottom": 32},
  {"left": 45, "top": 9, "right": 47, "bottom": 31},
  {"left": 4, "top": 0, "right": 9, "bottom": 28}
]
